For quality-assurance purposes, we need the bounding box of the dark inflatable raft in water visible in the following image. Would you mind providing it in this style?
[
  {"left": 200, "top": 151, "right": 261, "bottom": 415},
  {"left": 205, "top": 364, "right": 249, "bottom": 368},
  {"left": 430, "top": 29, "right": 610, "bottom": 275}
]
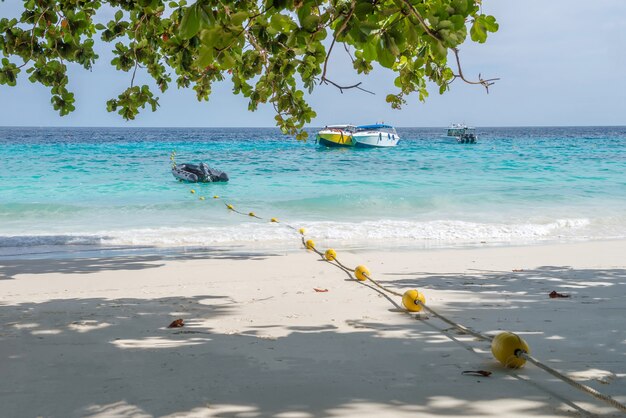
[{"left": 172, "top": 163, "right": 229, "bottom": 183}]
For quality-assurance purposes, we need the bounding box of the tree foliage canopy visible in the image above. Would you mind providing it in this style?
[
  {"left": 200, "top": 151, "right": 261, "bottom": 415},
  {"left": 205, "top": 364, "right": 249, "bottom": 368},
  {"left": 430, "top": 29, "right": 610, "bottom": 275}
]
[{"left": 0, "top": 0, "right": 498, "bottom": 138}]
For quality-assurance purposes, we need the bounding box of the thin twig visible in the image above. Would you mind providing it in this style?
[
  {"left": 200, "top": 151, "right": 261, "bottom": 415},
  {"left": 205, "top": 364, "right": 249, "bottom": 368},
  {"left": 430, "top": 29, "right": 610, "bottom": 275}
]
[
  {"left": 401, "top": 0, "right": 498, "bottom": 92},
  {"left": 321, "top": 0, "right": 355, "bottom": 82},
  {"left": 450, "top": 47, "right": 499, "bottom": 92},
  {"left": 342, "top": 42, "right": 355, "bottom": 64},
  {"left": 321, "top": 1, "right": 375, "bottom": 95},
  {"left": 17, "top": 6, "right": 50, "bottom": 69},
  {"left": 400, "top": 0, "right": 439, "bottom": 42},
  {"left": 214, "top": 6, "right": 270, "bottom": 57},
  {"left": 321, "top": 78, "right": 374, "bottom": 95},
  {"left": 130, "top": 13, "right": 148, "bottom": 88},
  {"left": 51, "top": 5, "right": 65, "bottom": 65}
]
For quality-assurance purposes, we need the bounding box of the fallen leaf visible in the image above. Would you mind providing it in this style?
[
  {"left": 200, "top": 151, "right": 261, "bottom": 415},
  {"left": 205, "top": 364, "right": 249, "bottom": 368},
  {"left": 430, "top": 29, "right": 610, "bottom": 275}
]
[
  {"left": 168, "top": 318, "right": 184, "bottom": 328},
  {"left": 549, "top": 290, "right": 570, "bottom": 299},
  {"left": 462, "top": 370, "right": 492, "bottom": 377},
  {"left": 314, "top": 288, "right": 329, "bottom": 293}
]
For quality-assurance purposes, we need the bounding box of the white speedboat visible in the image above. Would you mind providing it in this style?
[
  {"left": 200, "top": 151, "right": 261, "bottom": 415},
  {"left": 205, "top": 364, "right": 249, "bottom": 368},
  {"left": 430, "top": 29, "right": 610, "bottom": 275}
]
[
  {"left": 446, "top": 123, "right": 477, "bottom": 143},
  {"left": 353, "top": 124, "right": 400, "bottom": 147}
]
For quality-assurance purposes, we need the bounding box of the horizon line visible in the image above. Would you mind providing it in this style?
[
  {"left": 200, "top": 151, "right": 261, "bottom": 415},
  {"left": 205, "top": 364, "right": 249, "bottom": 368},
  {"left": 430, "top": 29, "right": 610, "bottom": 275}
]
[{"left": 1, "top": 124, "right": 625, "bottom": 129}]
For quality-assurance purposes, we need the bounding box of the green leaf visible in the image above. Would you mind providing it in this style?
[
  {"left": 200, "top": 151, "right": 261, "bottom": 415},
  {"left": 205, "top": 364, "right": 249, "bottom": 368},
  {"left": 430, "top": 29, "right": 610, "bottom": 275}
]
[
  {"left": 301, "top": 15, "right": 319, "bottom": 32},
  {"left": 219, "top": 50, "right": 236, "bottom": 67},
  {"left": 361, "top": 40, "right": 377, "bottom": 61},
  {"left": 384, "top": 33, "right": 400, "bottom": 56},
  {"left": 431, "top": 39, "right": 448, "bottom": 59},
  {"left": 376, "top": 41, "right": 395, "bottom": 68},
  {"left": 354, "top": 2, "right": 374, "bottom": 19},
  {"left": 179, "top": 4, "right": 201, "bottom": 39},
  {"left": 470, "top": 19, "right": 486, "bottom": 43},
  {"left": 483, "top": 15, "right": 499, "bottom": 32},
  {"left": 470, "top": 15, "right": 498, "bottom": 43},
  {"left": 230, "top": 11, "right": 248, "bottom": 26},
  {"left": 357, "top": 21, "right": 379, "bottom": 36},
  {"left": 197, "top": 45, "right": 214, "bottom": 67}
]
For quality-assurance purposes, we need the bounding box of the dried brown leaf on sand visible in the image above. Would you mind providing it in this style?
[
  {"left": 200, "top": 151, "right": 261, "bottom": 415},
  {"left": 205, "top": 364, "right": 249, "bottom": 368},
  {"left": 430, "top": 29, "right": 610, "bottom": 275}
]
[
  {"left": 549, "top": 290, "right": 570, "bottom": 298},
  {"left": 168, "top": 318, "right": 185, "bottom": 328}
]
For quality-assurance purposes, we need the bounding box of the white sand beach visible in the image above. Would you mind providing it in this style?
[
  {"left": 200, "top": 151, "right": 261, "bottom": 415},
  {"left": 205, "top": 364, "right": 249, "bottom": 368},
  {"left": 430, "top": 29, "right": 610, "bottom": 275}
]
[{"left": 1, "top": 240, "right": 625, "bottom": 417}]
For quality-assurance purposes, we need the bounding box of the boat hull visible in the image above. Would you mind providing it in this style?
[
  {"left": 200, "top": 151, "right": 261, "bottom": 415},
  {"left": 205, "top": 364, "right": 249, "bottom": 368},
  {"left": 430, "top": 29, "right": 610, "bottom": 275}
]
[
  {"left": 316, "top": 131, "right": 354, "bottom": 147},
  {"left": 353, "top": 132, "right": 400, "bottom": 148},
  {"left": 172, "top": 166, "right": 198, "bottom": 182}
]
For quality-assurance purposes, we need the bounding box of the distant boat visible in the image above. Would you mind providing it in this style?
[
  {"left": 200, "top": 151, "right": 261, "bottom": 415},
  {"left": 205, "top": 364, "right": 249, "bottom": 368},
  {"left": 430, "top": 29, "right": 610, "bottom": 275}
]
[
  {"left": 316, "top": 123, "right": 400, "bottom": 148},
  {"left": 353, "top": 124, "right": 400, "bottom": 147},
  {"left": 446, "top": 123, "right": 477, "bottom": 144},
  {"left": 316, "top": 125, "right": 356, "bottom": 147}
]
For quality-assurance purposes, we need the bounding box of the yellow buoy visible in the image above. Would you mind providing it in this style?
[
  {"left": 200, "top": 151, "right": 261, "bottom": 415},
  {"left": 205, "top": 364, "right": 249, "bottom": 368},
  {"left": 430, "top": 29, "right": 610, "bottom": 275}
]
[
  {"left": 324, "top": 249, "right": 336, "bottom": 261},
  {"left": 305, "top": 239, "right": 315, "bottom": 250},
  {"left": 299, "top": 228, "right": 306, "bottom": 235},
  {"left": 355, "top": 265, "right": 370, "bottom": 281},
  {"left": 402, "top": 289, "right": 426, "bottom": 312},
  {"left": 249, "top": 212, "right": 255, "bottom": 217},
  {"left": 271, "top": 218, "right": 278, "bottom": 223},
  {"left": 227, "top": 204, "right": 234, "bottom": 210},
  {"left": 213, "top": 195, "right": 219, "bottom": 199},
  {"left": 199, "top": 197, "right": 205, "bottom": 201},
  {"left": 190, "top": 189, "right": 195, "bottom": 194},
  {"left": 491, "top": 332, "right": 530, "bottom": 368}
]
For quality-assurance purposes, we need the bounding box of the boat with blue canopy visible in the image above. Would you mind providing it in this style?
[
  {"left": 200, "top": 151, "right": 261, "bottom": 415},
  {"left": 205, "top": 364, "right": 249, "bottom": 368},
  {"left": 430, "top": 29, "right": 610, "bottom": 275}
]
[{"left": 353, "top": 124, "right": 400, "bottom": 147}]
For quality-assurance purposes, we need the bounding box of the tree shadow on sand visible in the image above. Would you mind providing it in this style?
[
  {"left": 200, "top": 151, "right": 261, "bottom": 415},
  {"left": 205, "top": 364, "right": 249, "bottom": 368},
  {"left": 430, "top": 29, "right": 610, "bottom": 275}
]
[
  {"left": 0, "top": 266, "right": 625, "bottom": 417},
  {"left": 0, "top": 248, "right": 277, "bottom": 280}
]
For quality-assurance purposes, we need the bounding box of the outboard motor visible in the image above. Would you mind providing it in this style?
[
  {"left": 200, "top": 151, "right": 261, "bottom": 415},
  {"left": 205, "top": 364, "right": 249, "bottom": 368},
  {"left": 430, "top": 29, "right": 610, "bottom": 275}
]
[{"left": 199, "top": 163, "right": 229, "bottom": 182}]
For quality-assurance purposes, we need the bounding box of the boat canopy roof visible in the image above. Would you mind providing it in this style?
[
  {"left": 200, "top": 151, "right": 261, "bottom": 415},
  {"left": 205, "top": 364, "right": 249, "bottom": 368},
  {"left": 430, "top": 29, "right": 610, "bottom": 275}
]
[
  {"left": 324, "top": 124, "right": 355, "bottom": 128},
  {"left": 356, "top": 124, "right": 394, "bottom": 130},
  {"left": 448, "top": 123, "right": 474, "bottom": 130}
]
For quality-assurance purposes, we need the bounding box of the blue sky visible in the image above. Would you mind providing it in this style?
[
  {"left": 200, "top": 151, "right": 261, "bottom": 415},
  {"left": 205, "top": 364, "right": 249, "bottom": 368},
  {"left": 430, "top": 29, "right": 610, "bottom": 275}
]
[{"left": 0, "top": 0, "right": 625, "bottom": 127}]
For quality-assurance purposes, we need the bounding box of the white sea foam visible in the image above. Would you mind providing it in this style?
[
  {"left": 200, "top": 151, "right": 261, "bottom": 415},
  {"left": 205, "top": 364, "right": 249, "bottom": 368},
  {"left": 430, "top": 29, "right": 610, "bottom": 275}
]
[{"left": 1, "top": 217, "right": 619, "bottom": 256}]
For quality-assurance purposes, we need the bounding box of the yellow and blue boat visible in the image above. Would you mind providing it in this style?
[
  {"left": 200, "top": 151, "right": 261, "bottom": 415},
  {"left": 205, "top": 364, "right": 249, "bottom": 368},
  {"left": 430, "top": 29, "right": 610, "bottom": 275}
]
[
  {"left": 316, "top": 125, "right": 356, "bottom": 147},
  {"left": 316, "top": 124, "right": 400, "bottom": 148}
]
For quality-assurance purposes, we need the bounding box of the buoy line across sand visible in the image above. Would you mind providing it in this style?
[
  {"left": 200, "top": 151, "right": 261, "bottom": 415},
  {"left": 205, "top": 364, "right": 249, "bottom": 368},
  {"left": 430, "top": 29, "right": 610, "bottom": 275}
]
[{"left": 189, "top": 189, "right": 626, "bottom": 413}]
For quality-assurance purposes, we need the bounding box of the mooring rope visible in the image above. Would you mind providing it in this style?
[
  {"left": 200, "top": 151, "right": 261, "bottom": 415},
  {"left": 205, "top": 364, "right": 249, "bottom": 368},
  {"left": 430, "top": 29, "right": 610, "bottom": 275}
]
[
  {"left": 521, "top": 353, "right": 626, "bottom": 413},
  {"left": 189, "top": 188, "right": 626, "bottom": 413},
  {"left": 360, "top": 271, "right": 403, "bottom": 297},
  {"left": 415, "top": 301, "right": 493, "bottom": 342}
]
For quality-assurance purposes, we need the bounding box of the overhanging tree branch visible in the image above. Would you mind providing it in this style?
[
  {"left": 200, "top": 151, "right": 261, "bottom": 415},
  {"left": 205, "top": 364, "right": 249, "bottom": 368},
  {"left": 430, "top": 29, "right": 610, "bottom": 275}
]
[
  {"left": 320, "top": 0, "right": 370, "bottom": 94},
  {"left": 449, "top": 47, "right": 500, "bottom": 92},
  {"left": 401, "top": 0, "right": 498, "bottom": 92},
  {"left": 0, "top": 0, "right": 501, "bottom": 138},
  {"left": 321, "top": 78, "right": 374, "bottom": 95}
]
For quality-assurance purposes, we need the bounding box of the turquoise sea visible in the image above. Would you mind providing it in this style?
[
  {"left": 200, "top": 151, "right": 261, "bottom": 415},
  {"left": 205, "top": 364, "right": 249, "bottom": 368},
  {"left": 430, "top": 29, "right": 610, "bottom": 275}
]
[{"left": 1, "top": 126, "right": 625, "bottom": 256}]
